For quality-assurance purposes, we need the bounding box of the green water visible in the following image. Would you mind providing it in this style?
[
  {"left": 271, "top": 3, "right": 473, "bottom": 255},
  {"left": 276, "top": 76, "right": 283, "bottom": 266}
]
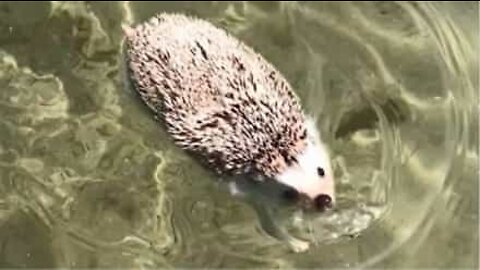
[{"left": 0, "top": 1, "right": 478, "bottom": 268}]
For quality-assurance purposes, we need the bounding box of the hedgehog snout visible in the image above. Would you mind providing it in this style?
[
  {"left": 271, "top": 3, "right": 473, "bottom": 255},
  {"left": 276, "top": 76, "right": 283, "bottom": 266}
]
[
  {"left": 313, "top": 194, "right": 333, "bottom": 211},
  {"left": 294, "top": 192, "right": 333, "bottom": 212}
]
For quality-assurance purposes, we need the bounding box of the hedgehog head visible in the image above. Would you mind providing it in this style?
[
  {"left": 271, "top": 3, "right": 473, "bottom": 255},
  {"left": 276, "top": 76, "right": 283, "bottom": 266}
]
[{"left": 272, "top": 118, "right": 335, "bottom": 212}]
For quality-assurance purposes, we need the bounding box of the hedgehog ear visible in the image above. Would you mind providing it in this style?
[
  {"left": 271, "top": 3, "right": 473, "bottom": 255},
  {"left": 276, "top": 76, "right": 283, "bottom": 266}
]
[
  {"left": 122, "top": 24, "right": 135, "bottom": 38},
  {"left": 305, "top": 116, "right": 321, "bottom": 143}
]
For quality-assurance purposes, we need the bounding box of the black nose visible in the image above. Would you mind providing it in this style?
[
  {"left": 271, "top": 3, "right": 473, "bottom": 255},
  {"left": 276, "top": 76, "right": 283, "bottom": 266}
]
[{"left": 314, "top": 194, "right": 332, "bottom": 211}]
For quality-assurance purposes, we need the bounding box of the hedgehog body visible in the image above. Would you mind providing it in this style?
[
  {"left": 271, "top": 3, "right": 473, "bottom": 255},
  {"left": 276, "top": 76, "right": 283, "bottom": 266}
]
[
  {"left": 124, "top": 14, "right": 307, "bottom": 177},
  {"left": 123, "top": 13, "right": 334, "bottom": 210}
]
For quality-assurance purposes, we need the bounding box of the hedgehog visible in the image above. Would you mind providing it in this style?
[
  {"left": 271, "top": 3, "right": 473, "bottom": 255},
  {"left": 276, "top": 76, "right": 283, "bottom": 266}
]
[{"left": 123, "top": 13, "right": 335, "bottom": 252}]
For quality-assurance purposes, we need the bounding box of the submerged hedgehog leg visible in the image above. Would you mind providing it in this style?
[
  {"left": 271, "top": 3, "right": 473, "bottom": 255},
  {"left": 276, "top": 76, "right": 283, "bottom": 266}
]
[
  {"left": 226, "top": 178, "right": 310, "bottom": 252},
  {"left": 228, "top": 181, "right": 244, "bottom": 197},
  {"left": 250, "top": 199, "right": 310, "bottom": 253}
]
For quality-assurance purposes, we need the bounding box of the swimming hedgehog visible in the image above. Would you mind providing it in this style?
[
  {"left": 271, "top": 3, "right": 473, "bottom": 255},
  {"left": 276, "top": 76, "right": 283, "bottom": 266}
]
[{"left": 123, "top": 13, "right": 335, "bottom": 252}]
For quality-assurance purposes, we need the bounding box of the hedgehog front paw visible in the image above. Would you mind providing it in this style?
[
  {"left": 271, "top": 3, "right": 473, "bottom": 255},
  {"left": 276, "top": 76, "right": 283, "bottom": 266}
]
[
  {"left": 228, "top": 181, "right": 244, "bottom": 197},
  {"left": 288, "top": 238, "right": 310, "bottom": 253}
]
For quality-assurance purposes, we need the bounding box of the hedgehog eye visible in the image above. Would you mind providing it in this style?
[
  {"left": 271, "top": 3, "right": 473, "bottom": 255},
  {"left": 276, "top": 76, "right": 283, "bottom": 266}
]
[{"left": 317, "top": 167, "right": 325, "bottom": 177}]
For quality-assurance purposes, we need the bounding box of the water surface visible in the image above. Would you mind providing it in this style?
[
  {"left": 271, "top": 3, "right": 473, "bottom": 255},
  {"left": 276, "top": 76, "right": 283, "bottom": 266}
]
[{"left": 0, "top": 1, "right": 478, "bottom": 268}]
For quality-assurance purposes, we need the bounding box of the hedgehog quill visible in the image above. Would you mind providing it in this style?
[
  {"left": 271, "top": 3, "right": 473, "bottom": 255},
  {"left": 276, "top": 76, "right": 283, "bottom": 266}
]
[{"left": 123, "top": 13, "right": 335, "bottom": 252}]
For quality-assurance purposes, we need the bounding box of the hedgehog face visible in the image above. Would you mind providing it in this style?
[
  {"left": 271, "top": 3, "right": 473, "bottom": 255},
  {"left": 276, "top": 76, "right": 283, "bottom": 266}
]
[{"left": 275, "top": 119, "right": 335, "bottom": 212}]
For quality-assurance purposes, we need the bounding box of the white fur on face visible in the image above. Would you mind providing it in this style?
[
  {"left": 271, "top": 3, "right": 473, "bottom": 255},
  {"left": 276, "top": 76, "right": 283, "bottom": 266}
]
[{"left": 275, "top": 118, "right": 335, "bottom": 202}]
